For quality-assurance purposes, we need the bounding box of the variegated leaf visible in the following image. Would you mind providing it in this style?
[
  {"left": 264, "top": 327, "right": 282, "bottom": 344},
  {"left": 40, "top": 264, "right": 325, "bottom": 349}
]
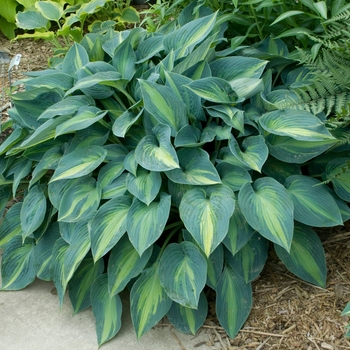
[
  {"left": 166, "top": 292, "right": 208, "bottom": 335},
  {"left": 127, "top": 193, "right": 171, "bottom": 256},
  {"left": 0, "top": 236, "right": 36, "bottom": 290},
  {"left": 130, "top": 264, "right": 172, "bottom": 339},
  {"left": 216, "top": 265, "right": 252, "bottom": 338},
  {"left": 179, "top": 185, "right": 235, "bottom": 256},
  {"left": 50, "top": 145, "right": 107, "bottom": 182},
  {"left": 285, "top": 175, "right": 343, "bottom": 227},
  {"left": 90, "top": 196, "right": 132, "bottom": 261},
  {"left": 274, "top": 223, "right": 326, "bottom": 288},
  {"left": 166, "top": 148, "right": 221, "bottom": 185},
  {"left": 108, "top": 235, "right": 153, "bottom": 296},
  {"left": 159, "top": 242, "right": 207, "bottom": 308},
  {"left": 91, "top": 274, "right": 122, "bottom": 346},
  {"left": 229, "top": 135, "right": 268, "bottom": 172},
  {"left": 238, "top": 177, "right": 294, "bottom": 251},
  {"left": 135, "top": 124, "right": 179, "bottom": 171}
]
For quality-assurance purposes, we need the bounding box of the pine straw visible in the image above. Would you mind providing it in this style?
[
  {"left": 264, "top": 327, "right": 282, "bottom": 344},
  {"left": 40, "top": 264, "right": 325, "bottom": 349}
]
[{"left": 1, "top": 29, "right": 350, "bottom": 350}]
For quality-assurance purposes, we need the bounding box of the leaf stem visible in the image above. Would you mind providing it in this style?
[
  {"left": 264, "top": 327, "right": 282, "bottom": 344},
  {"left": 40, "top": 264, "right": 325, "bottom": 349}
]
[{"left": 157, "top": 224, "right": 183, "bottom": 260}]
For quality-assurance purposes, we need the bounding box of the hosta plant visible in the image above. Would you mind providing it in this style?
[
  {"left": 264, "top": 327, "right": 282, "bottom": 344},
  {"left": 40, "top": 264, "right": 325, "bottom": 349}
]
[{"left": 1, "top": 2, "right": 350, "bottom": 345}]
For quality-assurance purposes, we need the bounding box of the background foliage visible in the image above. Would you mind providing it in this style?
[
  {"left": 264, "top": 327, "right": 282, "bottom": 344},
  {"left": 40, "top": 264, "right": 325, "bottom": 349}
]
[{"left": 1, "top": 0, "right": 350, "bottom": 345}]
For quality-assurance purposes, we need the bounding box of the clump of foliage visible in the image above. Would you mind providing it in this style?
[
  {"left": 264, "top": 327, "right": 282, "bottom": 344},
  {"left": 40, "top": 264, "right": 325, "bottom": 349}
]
[
  {"left": 1, "top": 2, "right": 350, "bottom": 345},
  {"left": 1, "top": 0, "right": 140, "bottom": 42}
]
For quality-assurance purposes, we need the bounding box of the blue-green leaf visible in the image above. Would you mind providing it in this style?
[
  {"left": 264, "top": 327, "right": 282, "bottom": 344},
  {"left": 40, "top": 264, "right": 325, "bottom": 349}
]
[
  {"left": 127, "top": 193, "right": 171, "bottom": 256},
  {"left": 159, "top": 242, "right": 207, "bottom": 308},
  {"left": 274, "top": 224, "right": 326, "bottom": 288},
  {"left": 285, "top": 175, "right": 343, "bottom": 227},
  {"left": 166, "top": 148, "right": 221, "bottom": 185},
  {"left": 69, "top": 255, "right": 104, "bottom": 314},
  {"left": 166, "top": 292, "right": 208, "bottom": 335},
  {"left": 130, "top": 264, "right": 172, "bottom": 339},
  {"left": 239, "top": 177, "right": 294, "bottom": 251},
  {"left": 90, "top": 196, "right": 132, "bottom": 261},
  {"left": 1, "top": 236, "right": 36, "bottom": 290},
  {"left": 108, "top": 235, "right": 153, "bottom": 296},
  {"left": 91, "top": 274, "right": 122, "bottom": 346},
  {"left": 180, "top": 185, "right": 235, "bottom": 256},
  {"left": 229, "top": 135, "right": 268, "bottom": 172},
  {"left": 216, "top": 265, "right": 252, "bottom": 338}
]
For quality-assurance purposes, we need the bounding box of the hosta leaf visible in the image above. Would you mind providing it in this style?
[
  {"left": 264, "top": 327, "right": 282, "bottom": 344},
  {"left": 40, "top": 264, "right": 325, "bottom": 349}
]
[
  {"left": 91, "top": 274, "right": 122, "bottom": 346},
  {"left": 135, "top": 124, "right": 179, "bottom": 172},
  {"left": 216, "top": 265, "right": 252, "bottom": 338},
  {"left": 0, "top": 236, "right": 36, "bottom": 290},
  {"left": 260, "top": 110, "right": 335, "bottom": 141},
  {"left": 179, "top": 185, "right": 235, "bottom": 256},
  {"left": 69, "top": 255, "right": 104, "bottom": 314},
  {"left": 174, "top": 125, "right": 215, "bottom": 148},
  {"left": 166, "top": 292, "right": 208, "bottom": 335},
  {"left": 90, "top": 196, "right": 132, "bottom": 261},
  {"left": 166, "top": 148, "right": 221, "bottom": 185},
  {"left": 16, "top": 10, "right": 49, "bottom": 29},
  {"left": 19, "top": 115, "right": 70, "bottom": 149},
  {"left": 112, "top": 41, "right": 136, "bottom": 80},
  {"left": 126, "top": 168, "right": 162, "bottom": 205},
  {"left": 65, "top": 71, "right": 126, "bottom": 97},
  {"left": 216, "top": 162, "right": 251, "bottom": 192},
  {"left": 226, "top": 233, "right": 269, "bottom": 283},
  {"left": 164, "top": 71, "right": 205, "bottom": 122},
  {"left": 324, "top": 158, "right": 350, "bottom": 201},
  {"left": 163, "top": 12, "right": 217, "bottom": 58},
  {"left": 206, "top": 243, "right": 224, "bottom": 290},
  {"left": 58, "top": 177, "right": 101, "bottom": 223},
  {"left": 130, "top": 264, "right": 172, "bottom": 339},
  {"left": 238, "top": 177, "right": 294, "bottom": 251},
  {"left": 206, "top": 105, "right": 245, "bottom": 134},
  {"left": 38, "top": 95, "right": 95, "bottom": 120},
  {"left": 12, "top": 159, "right": 32, "bottom": 197},
  {"left": 274, "top": 224, "right": 326, "bottom": 288},
  {"left": 55, "top": 107, "right": 107, "bottom": 137},
  {"left": 229, "top": 135, "right": 268, "bottom": 172},
  {"left": 127, "top": 193, "right": 171, "bottom": 256},
  {"left": 112, "top": 109, "right": 142, "bottom": 138},
  {"left": 51, "top": 237, "right": 69, "bottom": 305},
  {"left": 108, "top": 235, "right": 153, "bottom": 296},
  {"left": 50, "top": 145, "right": 107, "bottom": 182},
  {"left": 35, "top": 1, "right": 64, "bottom": 21},
  {"left": 210, "top": 56, "right": 267, "bottom": 81},
  {"left": 101, "top": 173, "right": 128, "bottom": 199},
  {"left": 97, "top": 160, "right": 125, "bottom": 190},
  {"left": 136, "top": 35, "right": 164, "bottom": 63},
  {"left": 285, "top": 175, "right": 343, "bottom": 227},
  {"left": 0, "top": 203, "right": 23, "bottom": 248},
  {"left": 185, "top": 77, "right": 239, "bottom": 104},
  {"left": 61, "top": 43, "right": 89, "bottom": 76},
  {"left": 0, "top": 127, "right": 28, "bottom": 156},
  {"left": 266, "top": 134, "right": 336, "bottom": 164},
  {"left": 159, "top": 242, "right": 207, "bottom": 308},
  {"left": 20, "top": 185, "right": 47, "bottom": 239},
  {"left": 34, "top": 222, "right": 60, "bottom": 281},
  {"left": 123, "top": 151, "right": 138, "bottom": 176},
  {"left": 63, "top": 221, "right": 90, "bottom": 286},
  {"left": 29, "top": 146, "right": 63, "bottom": 188},
  {"left": 139, "top": 80, "right": 188, "bottom": 136},
  {"left": 223, "top": 205, "right": 255, "bottom": 256},
  {"left": 262, "top": 157, "right": 302, "bottom": 184}
]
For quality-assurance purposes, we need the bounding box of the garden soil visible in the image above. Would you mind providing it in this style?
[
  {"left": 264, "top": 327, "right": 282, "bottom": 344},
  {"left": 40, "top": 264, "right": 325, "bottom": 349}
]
[{"left": 1, "top": 33, "right": 350, "bottom": 350}]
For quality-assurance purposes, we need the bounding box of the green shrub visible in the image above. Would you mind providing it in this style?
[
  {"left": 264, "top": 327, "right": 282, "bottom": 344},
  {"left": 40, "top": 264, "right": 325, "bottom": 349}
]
[{"left": 1, "top": 2, "right": 350, "bottom": 345}]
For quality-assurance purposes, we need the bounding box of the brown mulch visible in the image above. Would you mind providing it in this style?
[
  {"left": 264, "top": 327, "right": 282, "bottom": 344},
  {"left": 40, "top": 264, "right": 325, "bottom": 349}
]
[{"left": 1, "top": 27, "right": 350, "bottom": 350}]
